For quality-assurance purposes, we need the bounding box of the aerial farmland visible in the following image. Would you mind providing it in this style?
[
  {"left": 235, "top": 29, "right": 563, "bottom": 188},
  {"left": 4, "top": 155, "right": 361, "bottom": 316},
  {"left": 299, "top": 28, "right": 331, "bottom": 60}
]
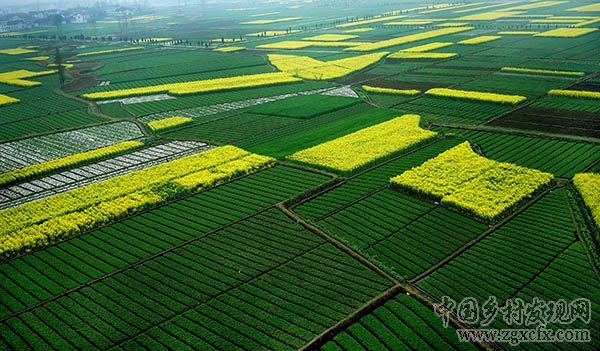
[{"left": 0, "top": 0, "right": 599, "bottom": 349}]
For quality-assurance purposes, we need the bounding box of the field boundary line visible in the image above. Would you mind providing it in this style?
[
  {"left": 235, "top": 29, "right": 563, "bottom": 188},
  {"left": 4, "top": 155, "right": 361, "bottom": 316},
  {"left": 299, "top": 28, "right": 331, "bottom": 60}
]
[
  {"left": 0, "top": 202, "right": 293, "bottom": 324},
  {"left": 287, "top": 137, "right": 447, "bottom": 214},
  {"left": 277, "top": 203, "right": 399, "bottom": 285},
  {"left": 505, "top": 239, "right": 578, "bottom": 303},
  {"left": 432, "top": 122, "right": 600, "bottom": 145},
  {"left": 1, "top": 164, "right": 331, "bottom": 262},
  {"left": 404, "top": 284, "right": 498, "bottom": 351},
  {"left": 409, "top": 185, "right": 559, "bottom": 284},
  {"left": 563, "top": 185, "right": 600, "bottom": 279},
  {"left": 480, "top": 71, "right": 598, "bottom": 128},
  {"left": 108, "top": 242, "right": 333, "bottom": 350},
  {"left": 298, "top": 285, "right": 403, "bottom": 350}
]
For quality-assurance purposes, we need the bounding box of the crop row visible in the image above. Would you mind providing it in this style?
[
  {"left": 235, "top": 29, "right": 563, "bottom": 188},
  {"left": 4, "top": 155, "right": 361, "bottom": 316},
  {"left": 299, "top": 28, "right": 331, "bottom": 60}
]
[
  {"left": 288, "top": 114, "right": 437, "bottom": 173},
  {"left": 0, "top": 110, "right": 108, "bottom": 142},
  {"left": 457, "top": 73, "right": 568, "bottom": 99},
  {"left": 0, "top": 141, "right": 144, "bottom": 187},
  {"left": 432, "top": 127, "right": 600, "bottom": 178},
  {"left": 87, "top": 65, "right": 273, "bottom": 94},
  {"left": 164, "top": 113, "right": 299, "bottom": 146},
  {"left": 396, "top": 95, "right": 512, "bottom": 124},
  {"left": 391, "top": 142, "right": 554, "bottom": 221},
  {"left": 418, "top": 189, "right": 576, "bottom": 303},
  {"left": 82, "top": 72, "right": 302, "bottom": 100},
  {"left": 295, "top": 138, "right": 463, "bottom": 220},
  {"left": 317, "top": 189, "right": 487, "bottom": 279},
  {"left": 0, "top": 122, "right": 143, "bottom": 173},
  {"left": 0, "top": 141, "right": 212, "bottom": 209},
  {"left": 488, "top": 242, "right": 600, "bottom": 337},
  {"left": 320, "top": 293, "right": 477, "bottom": 351},
  {"left": 531, "top": 95, "right": 600, "bottom": 113},
  {"left": 0, "top": 166, "right": 330, "bottom": 318},
  {"left": 0, "top": 209, "right": 390, "bottom": 349},
  {"left": 123, "top": 81, "right": 332, "bottom": 117},
  {"left": 0, "top": 146, "right": 275, "bottom": 256}
]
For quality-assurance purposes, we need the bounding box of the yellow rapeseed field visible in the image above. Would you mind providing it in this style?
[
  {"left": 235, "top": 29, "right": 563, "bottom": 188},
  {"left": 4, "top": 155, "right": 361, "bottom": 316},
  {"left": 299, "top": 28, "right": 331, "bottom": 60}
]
[
  {"left": 246, "top": 30, "right": 301, "bottom": 36},
  {"left": 288, "top": 114, "right": 437, "bottom": 172},
  {"left": 458, "top": 35, "right": 501, "bottom": 44},
  {"left": 0, "top": 69, "right": 57, "bottom": 87},
  {"left": 147, "top": 116, "right": 193, "bottom": 131},
  {"left": 456, "top": 11, "right": 523, "bottom": 21},
  {"left": 497, "top": 31, "right": 540, "bottom": 35},
  {"left": 214, "top": 46, "right": 246, "bottom": 52},
  {"left": 348, "top": 27, "right": 472, "bottom": 51},
  {"left": 302, "top": 34, "right": 358, "bottom": 41},
  {"left": 344, "top": 28, "right": 374, "bottom": 33},
  {"left": 0, "top": 93, "right": 20, "bottom": 106},
  {"left": 391, "top": 142, "right": 554, "bottom": 221},
  {"left": 548, "top": 89, "right": 600, "bottom": 100},
  {"left": 389, "top": 52, "right": 457, "bottom": 59},
  {"left": 24, "top": 56, "right": 50, "bottom": 61},
  {"left": 568, "top": 4, "right": 600, "bottom": 12},
  {"left": 573, "top": 173, "right": 600, "bottom": 228},
  {"left": 0, "top": 141, "right": 144, "bottom": 187},
  {"left": 362, "top": 85, "right": 420, "bottom": 95},
  {"left": 503, "top": 1, "right": 567, "bottom": 11},
  {"left": 76, "top": 47, "right": 144, "bottom": 57},
  {"left": 0, "top": 48, "right": 37, "bottom": 55},
  {"left": 425, "top": 88, "right": 526, "bottom": 104},
  {"left": 337, "top": 15, "right": 407, "bottom": 28},
  {"left": 501, "top": 67, "right": 584, "bottom": 76},
  {"left": 0, "top": 146, "right": 275, "bottom": 256},
  {"left": 269, "top": 52, "right": 388, "bottom": 80},
  {"left": 257, "top": 40, "right": 369, "bottom": 49},
  {"left": 83, "top": 72, "right": 301, "bottom": 100},
  {"left": 535, "top": 28, "right": 598, "bottom": 37}
]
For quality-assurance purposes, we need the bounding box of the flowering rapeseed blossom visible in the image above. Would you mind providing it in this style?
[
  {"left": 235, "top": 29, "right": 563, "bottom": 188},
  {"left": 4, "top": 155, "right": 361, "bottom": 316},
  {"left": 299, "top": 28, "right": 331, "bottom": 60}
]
[{"left": 391, "top": 142, "right": 554, "bottom": 221}]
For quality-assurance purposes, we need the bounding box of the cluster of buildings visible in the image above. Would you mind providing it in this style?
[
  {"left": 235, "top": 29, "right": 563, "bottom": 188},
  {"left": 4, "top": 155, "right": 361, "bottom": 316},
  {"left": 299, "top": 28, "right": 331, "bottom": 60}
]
[{"left": 0, "top": 5, "right": 138, "bottom": 33}]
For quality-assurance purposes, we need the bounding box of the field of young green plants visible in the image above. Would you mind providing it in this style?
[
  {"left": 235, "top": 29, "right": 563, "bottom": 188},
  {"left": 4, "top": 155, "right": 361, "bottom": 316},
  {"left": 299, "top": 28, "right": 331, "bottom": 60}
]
[{"left": 0, "top": 0, "right": 599, "bottom": 349}]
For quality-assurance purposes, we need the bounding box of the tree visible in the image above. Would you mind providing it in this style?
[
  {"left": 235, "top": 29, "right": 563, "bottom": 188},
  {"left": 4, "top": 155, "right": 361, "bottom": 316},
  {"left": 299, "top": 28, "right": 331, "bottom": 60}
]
[
  {"left": 53, "top": 14, "right": 62, "bottom": 38},
  {"left": 55, "top": 47, "right": 66, "bottom": 87}
]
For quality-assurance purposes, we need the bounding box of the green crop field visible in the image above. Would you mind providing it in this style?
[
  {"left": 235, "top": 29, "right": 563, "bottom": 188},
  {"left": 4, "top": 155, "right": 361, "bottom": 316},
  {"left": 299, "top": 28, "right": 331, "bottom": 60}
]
[{"left": 0, "top": 0, "right": 599, "bottom": 350}]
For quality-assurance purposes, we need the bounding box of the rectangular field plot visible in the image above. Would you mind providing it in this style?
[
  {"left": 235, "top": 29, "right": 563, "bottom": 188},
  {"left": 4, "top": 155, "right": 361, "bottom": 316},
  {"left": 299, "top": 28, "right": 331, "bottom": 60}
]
[
  {"left": 487, "top": 242, "right": 600, "bottom": 343},
  {"left": 319, "top": 293, "right": 479, "bottom": 351},
  {"left": 164, "top": 113, "right": 300, "bottom": 145},
  {"left": 0, "top": 166, "right": 330, "bottom": 319},
  {"left": 530, "top": 95, "right": 600, "bottom": 114},
  {"left": 130, "top": 81, "right": 333, "bottom": 119},
  {"left": 0, "top": 122, "right": 143, "bottom": 173},
  {"left": 488, "top": 105, "right": 600, "bottom": 138},
  {"left": 394, "top": 96, "right": 514, "bottom": 125},
  {"left": 247, "top": 94, "right": 360, "bottom": 118},
  {"left": 433, "top": 127, "right": 600, "bottom": 178},
  {"left": 0, "top": 141, "right": 212, "bottom": 209},
  {"left": 0, "top": 209, "right": 392, "bottom": 350},
  {"left": 316, "top": 189, "right": 487, "bottom": 280},
  {"left": 295, "top": 138, "right": 464, "bottom": 220},
  {"left": 417, "top": 189, "right": 578, "bottom": 303}
]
